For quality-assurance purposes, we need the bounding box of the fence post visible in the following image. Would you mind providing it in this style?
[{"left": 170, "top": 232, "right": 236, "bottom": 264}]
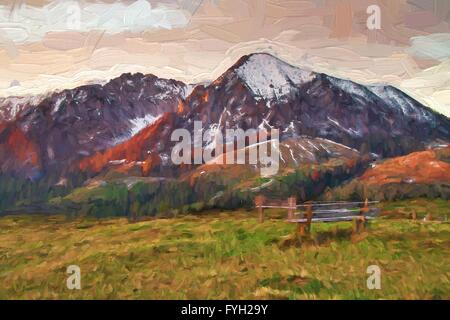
[
  {"left": 287, "top": 197, "right": 296, "bottom": 220},
  {"left": 353, "top": 216, "right": 366, "bottom": 234},
  {"left": 362, "top": 198, "right": 369, "bottom": 213},
  {"left": 306, "top": 202, "right": 313, "bottom": 234},
  {"left": 297, "top": 202, "right": 313, "bottom": 237},
  {"left": 297, "top": 223, "right": 307, "bottom": 236},
  {"left": 354, "top": 199, "right": 369, "bottom": 234},
  {"left": 255, "top": 195, "right": 265, "bottom": 223}
]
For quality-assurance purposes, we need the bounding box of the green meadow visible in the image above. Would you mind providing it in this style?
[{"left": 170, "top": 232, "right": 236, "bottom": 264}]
[{"left": 0, "top": 199, "right": 448, "bottom": 299}]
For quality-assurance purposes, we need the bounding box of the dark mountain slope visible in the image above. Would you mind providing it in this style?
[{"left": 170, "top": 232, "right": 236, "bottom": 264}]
[{"left": 0, "top": 73, "right": 187, "bottom": 178}]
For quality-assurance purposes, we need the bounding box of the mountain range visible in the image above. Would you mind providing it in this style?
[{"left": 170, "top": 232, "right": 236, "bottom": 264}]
[{"left": 0, "top": 53, "right": 449, "bottom": 215}]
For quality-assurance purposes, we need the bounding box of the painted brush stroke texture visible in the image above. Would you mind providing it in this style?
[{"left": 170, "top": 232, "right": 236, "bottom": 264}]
[{"left": 0, "top": 0, "right": 449, "bottom": 117}]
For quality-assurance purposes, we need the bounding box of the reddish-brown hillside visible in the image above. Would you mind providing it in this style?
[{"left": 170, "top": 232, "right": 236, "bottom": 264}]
[
  {"left": 360, "top": 146, "right": 450, "bottom": 185},
  {"left": 78, "top": 113, "right": 178, "bottom": 175},
  {"left": 0, "top": 125, "right": 41, "bottom": 174}
]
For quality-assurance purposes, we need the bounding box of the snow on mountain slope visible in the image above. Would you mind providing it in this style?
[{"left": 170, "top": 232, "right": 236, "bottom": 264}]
[
  {"left": 114, "top": 114, "right": 163, "bottom": 144},
  {"left": 368, "top": 85, "right": 436, "bottom": 123},
  {"left": 235, "top": 53, "right": 314, "bottom": 101},
  {"left": 0, "top": 95, "right": 45, "bottom": 122},
  {"left": 327, "top": 76, "right": 374, "bottom": 100}
]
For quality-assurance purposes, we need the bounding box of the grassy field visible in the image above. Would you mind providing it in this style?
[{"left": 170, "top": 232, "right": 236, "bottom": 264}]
[{"left": 0, "top": 199, "right": 449, "bottom": 300}]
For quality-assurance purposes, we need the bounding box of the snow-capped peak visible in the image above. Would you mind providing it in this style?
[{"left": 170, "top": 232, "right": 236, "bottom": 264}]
[{"left": 235, "top": 53, "right": 314, "bottom": 101}]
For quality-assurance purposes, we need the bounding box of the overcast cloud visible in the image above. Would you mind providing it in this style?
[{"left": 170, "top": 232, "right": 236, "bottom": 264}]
[{"left": 0, "top": 0, "right": 190, "bottom": 44}]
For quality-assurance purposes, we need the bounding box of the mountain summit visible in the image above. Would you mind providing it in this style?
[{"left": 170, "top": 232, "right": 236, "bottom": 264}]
[{"left": 232, "top": 53, "right": 315, "bottom": 101}]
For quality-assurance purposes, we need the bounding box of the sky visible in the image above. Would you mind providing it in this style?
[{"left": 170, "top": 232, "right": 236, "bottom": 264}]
[{"left": 0, "top": 0, "right": 449, "bottom": 116}]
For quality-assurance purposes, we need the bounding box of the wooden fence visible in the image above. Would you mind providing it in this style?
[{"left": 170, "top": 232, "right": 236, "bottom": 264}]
[{"left": 254, "top": 196, "right": 380, "bottom": 235}]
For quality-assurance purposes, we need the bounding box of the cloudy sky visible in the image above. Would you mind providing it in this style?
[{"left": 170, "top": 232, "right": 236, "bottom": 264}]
[{"left": 0, "top": 0, "right": 449, "bottom": 116}]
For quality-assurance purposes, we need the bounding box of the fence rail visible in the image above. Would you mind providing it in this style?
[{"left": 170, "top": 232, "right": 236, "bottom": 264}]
[
  {"left": 296, "top": 201, "right": 379, "bottom": 208},
  {"left": 254, "top": 195, "right": 380, "bottom": 235}
]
